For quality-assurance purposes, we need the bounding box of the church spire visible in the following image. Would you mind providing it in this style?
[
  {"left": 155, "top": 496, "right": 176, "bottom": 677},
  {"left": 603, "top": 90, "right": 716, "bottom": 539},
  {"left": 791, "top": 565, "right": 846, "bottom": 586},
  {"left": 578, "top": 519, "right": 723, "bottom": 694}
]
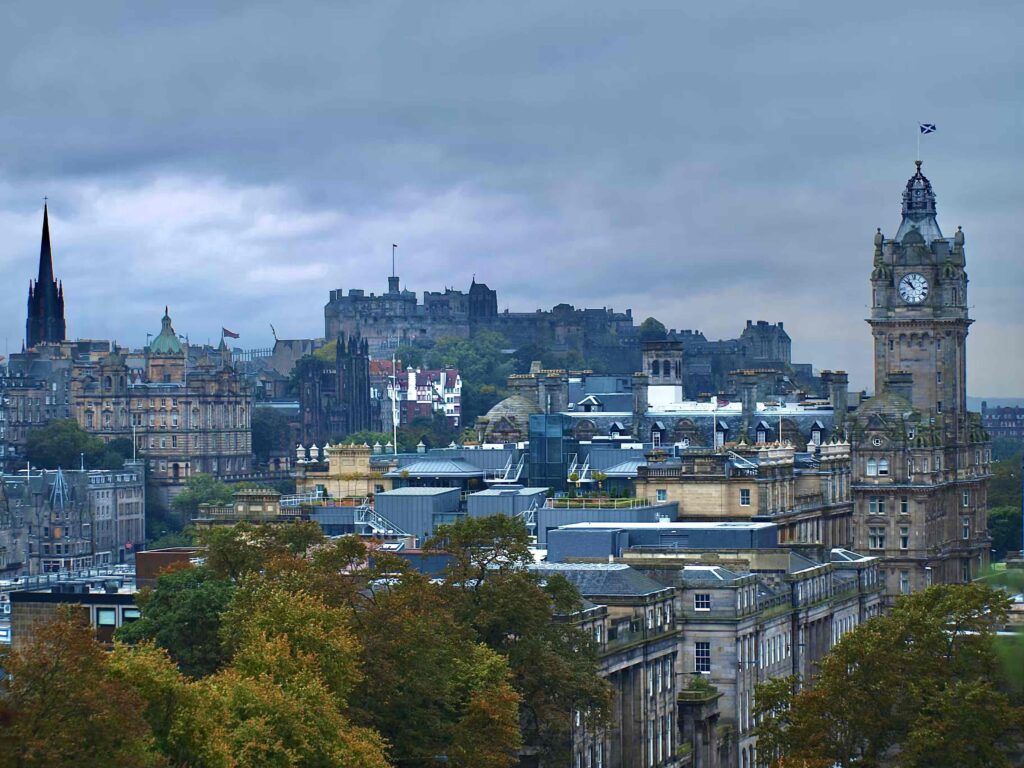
[
  {"left": 26, "top": 202, "right": 66, "bottom": 349},
  {"left": 37, "top": 203, "right": 54, "bottom": 285}
]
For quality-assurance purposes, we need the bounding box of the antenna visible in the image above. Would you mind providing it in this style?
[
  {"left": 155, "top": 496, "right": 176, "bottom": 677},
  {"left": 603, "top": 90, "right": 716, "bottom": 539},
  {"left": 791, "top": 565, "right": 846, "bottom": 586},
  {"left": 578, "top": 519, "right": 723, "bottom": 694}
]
[{"left": 391, "top": 243, "right": 397, "bottom": 278}]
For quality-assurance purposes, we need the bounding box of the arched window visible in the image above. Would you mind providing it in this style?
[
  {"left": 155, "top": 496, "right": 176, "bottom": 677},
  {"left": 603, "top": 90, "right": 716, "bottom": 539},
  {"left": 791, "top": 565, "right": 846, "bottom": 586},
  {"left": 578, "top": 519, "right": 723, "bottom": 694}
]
[
  {"left": 651, "top": 360, "right": 660, "bottom": 376},
  {"left": 878, "top": 458, "right": 890, "bottom": 476}
]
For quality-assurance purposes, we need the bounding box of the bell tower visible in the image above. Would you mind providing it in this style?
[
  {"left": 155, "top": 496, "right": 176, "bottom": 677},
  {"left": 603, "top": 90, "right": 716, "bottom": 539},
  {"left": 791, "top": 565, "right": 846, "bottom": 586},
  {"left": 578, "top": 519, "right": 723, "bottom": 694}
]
[{"left": 868, "top": 161, "right": 970, "bottom": 440}]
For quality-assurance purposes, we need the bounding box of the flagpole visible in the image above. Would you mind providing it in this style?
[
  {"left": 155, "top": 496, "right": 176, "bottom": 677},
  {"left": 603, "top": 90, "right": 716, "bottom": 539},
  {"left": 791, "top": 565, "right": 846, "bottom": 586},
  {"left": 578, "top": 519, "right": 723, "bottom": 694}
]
[{"left": 917, "top": 127, "right": 920, "bottom": 162}]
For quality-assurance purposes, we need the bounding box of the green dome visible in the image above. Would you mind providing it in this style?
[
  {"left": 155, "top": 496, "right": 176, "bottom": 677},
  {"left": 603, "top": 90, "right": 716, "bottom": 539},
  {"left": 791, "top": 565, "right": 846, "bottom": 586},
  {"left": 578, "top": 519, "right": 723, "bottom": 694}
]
[{"left": 150, "top": 306, "right": 183, "bottom": 356}]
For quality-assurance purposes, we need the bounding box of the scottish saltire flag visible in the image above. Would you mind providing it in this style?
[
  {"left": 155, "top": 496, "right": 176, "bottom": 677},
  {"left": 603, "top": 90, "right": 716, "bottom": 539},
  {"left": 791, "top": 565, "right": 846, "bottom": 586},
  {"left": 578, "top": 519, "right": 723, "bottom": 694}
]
[{"left": 919, "top": 123, "right": 936, "bottom": 134}]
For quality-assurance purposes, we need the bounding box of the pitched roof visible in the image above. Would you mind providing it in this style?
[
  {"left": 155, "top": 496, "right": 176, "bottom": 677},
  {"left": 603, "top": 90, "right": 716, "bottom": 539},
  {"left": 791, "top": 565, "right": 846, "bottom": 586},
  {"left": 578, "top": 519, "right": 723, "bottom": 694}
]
[{"left": 529, "top": 563, "right": 670, "bottom": 598}]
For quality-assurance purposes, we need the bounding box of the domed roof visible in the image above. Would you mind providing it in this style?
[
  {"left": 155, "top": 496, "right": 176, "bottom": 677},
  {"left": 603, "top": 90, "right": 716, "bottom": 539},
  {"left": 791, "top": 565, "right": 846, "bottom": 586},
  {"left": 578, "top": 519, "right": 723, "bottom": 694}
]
[
  {"left": 150, "top": 306, "right": 183, "bottom": 356},
  {"left": 483, "top": 393, "right": 542, "bottom": 422},
  {"left": 895, "top": 160, "right": 943, "bottom": 241},
  {"left": 479, "top": 393, "right": 542, "bottom": 441}
]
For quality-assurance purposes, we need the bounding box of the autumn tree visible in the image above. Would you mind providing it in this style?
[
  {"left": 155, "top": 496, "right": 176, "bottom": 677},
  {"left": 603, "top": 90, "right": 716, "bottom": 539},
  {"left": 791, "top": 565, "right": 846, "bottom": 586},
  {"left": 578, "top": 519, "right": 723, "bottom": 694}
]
[
  {"left": 347, "top": 567, "right": 521, "bottom": 768},
  {"left": 0, "top": 609, "right": 165, "bottom": 768},
  {"left": 111, "top": 583, "right": 390, "bottom": 768},
  {"left": 427, "top": 515, "right": 611, "bottom": 764},
  {"left": 116, "top": 566, "right": 236, "bottom": 677},
  {"left": 754, "top": 583, "right": 1024, "bottom": 768}
]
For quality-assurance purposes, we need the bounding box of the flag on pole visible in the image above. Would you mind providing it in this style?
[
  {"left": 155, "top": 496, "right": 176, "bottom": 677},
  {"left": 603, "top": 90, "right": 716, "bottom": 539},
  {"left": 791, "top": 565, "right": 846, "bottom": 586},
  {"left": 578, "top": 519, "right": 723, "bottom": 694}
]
[
  {"left": 919, "top": 123, "right": 936, "bottom": 134},
  {"left": 222, "top": 328, "right": 240, "bottom": 339}
]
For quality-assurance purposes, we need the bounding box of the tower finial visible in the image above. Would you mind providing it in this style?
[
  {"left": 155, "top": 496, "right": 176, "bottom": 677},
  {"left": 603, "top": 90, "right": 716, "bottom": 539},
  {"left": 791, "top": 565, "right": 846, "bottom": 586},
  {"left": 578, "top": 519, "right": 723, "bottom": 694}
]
[{"left": 915, "top": 159, "right": 922, "bottom": 171}]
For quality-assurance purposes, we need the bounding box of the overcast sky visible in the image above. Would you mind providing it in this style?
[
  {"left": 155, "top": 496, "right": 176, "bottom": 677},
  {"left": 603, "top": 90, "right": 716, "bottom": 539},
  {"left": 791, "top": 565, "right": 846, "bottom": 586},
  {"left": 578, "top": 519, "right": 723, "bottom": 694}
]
[{"left": 0, "top": 1, "right": 1020, "bottom": 395}]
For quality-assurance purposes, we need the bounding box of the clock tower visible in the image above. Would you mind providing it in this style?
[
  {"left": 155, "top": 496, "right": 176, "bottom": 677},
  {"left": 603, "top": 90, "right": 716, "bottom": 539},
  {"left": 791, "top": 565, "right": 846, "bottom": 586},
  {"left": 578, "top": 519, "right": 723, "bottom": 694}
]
[
  {"left": 868, "top": 160, "right": 970, "bottom": 437},
  {"left": 854, "top": 161, "right": 991, "bottom": 599}
]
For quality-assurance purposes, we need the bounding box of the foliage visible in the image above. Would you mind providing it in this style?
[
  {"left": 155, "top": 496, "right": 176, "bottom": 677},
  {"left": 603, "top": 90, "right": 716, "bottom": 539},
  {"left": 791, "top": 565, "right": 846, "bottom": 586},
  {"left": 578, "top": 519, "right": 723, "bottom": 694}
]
[
  {"left": 398, "top": 412, "right": 457, "bottom": 451},
  {"left": 638, "top": 316, "right": 668, "bottom": 342},
  {"left": 990, "top": 506, "right": 1023, "bottom": 560},
  {"left": 112, "top": 588, "right": 390, "bottom": 768},
  {"left": 146, "top": 528, "right": 195, "bottom": 550},
  {"left": 423, "top": 331, "right": 514, "bottom": 425},
  {"left": 116, "top": 566, "right": 236, "bottom": 678},
  {"left": 0, "top": 608, "right": 166, "bottom": 768},
  {"left": 342, "top": 430, "right": 393, "bottom": 447},
  {"left": 348, "top": 568, "right": 522, "bottom": 767},
  {"left": 25, "top": 418, "right": 131, "bottom": 470},
  {"left": 990, "top": 451, "right": 1022, "bottom": 509},
  {"left": 313, "top": 339, "right": 336, "bottom": 362},
  {"left": 754, "top": 583, "right": 1024, "bottom": 768},
  {"left": 169, "top": 474, "right": 234, "bottom": 522},
  {"left": 988, "top": 452, "right": 1022, "bottom": 559},
  {"left": 992, "top": 438, "right": 1023, "bottom": 462},
  {"left": 427, "top": 515, "right": 611, "bottom": 764},
  {"left": 251, "top": 407, "right": 292, "bottom": 463}
]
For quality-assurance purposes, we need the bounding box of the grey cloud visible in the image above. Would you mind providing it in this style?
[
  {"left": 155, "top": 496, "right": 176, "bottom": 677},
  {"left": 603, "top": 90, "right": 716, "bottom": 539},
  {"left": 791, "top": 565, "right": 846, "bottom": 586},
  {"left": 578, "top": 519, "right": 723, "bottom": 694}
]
[{"left": 0, "top": 0, "right": 1020, "bottom": 394}]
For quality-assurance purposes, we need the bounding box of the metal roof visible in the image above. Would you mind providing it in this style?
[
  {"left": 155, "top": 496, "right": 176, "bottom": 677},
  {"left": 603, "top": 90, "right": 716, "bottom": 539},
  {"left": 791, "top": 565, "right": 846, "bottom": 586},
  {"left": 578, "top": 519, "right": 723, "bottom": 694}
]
[{"left": 384, "top": 459, "right": 484, "bottom": 478}]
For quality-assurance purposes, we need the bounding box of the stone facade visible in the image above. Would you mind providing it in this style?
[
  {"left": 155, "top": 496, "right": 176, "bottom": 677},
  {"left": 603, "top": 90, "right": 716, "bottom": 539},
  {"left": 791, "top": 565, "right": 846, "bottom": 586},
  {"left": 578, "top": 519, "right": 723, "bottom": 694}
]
[
  {"left": 297, "top": 332, "right": 374, "bottom": 446},
  {"left": 69, "top": 310, "right": 252, "bottom": 498},
  {"left": 852, "top": 161, "right": 991, "bottom": 598}
]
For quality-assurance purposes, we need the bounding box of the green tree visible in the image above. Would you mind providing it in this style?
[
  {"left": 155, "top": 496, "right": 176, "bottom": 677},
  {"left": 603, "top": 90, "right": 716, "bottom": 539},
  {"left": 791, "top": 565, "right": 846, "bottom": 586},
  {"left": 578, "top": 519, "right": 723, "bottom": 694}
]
[
  {"left": 0, "top": 609, "right": 166, "bottom": 768},
  {"left": 169, "top": 474, "right": 234, "bottom": 523},
  {"left": 341, "top": 430, "right": 393, "bottom": 447},
  {"left": 424, "top": 331, "right": 514, "bottom": 425},
  {"left": 25, "top": 418, "right": 109, "bottom": 470},
  {"left": 754, "top": 583, "right": 1024, "bottom": 768},
  {"left": 251, "top": 407, "right": 292, "bottom": 464},
  {"left": 348, "top": 568, "right": 521, "bottom": 767},
  {"left": 116, "top": 566, "right": 236, "bottom": 678},
  {"left": 638, "top": 316, "right": 668, "bottom": 342},
  {"left": 427, "top": 515, "right": 611, "bottom": 764}
]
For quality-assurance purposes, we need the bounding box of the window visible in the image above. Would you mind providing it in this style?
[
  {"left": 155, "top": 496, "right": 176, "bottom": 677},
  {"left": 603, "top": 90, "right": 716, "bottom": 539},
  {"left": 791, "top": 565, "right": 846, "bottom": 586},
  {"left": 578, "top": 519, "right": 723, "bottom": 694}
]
[
  {"left": 869, "top": 526, "right": 886, "bottom": 550},
  {"left": 868, "top": 496, "right": 885, "bottom": 515},
  {"left": 937, "top": 400, "right": 943, "bottom": 413},
  {"left": 740, "top": 488, "right": 751, "bottom": 507},
  {"left": 123, "top": 608, "right": 141, "bottom": 623},
  {"left": 961, "top": 517, "right": 970, "bottom": 540},
  {"left": 899, "top": 526, "right": 910, "bottom": 550},
  {"left": 694, "top": 641, "right": 711, "bottom": 673},
  {"left": 96, "top": 608, "right": 117, "bottom": 627},
  {"left": 694, "top": 593, "right": 711, "bottom": 611},
  {"left": 962, "top": 491, "right": 970, "bottom": 507},
  {"left": 878, "top": 458, "right": 889, "bottom": 476},
  {"left": 866, "top": 459, "right": 877, "bottom": 476},
  {"left": 899, "top": 570, "right": 910, "bottom": 595},
  {"left": 900, "top": 496, "right": 909, "bottom": 514},
  {"left": 962, "top": 560, "right": 971, "bottom": 582},
  {"left": 656, "top": 489, "right": 667, "bottom": 502}
]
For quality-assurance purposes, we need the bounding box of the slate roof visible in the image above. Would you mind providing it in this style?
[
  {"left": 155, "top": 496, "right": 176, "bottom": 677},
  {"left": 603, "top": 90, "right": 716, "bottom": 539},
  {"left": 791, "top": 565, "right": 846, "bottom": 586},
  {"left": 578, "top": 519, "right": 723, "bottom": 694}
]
[{"left": 529, "top": 563, "right": 670, "bottom": 598}]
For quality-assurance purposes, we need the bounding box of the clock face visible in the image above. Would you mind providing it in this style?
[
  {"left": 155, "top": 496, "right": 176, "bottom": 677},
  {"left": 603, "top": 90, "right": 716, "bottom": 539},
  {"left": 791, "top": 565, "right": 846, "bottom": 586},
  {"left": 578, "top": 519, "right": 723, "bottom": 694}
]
[{"left": 898, "top": 272, "right": 929, "bottom": 304}]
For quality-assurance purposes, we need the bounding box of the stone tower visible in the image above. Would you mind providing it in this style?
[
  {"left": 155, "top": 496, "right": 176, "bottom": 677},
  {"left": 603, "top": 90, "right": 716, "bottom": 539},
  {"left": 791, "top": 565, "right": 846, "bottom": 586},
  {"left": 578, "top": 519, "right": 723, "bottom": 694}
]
[
  {"left": 25, "top": 204, "right": 66, "bottom": 349},
  {"left": 337, "top": 331, "right": 372, "bottom": 436},
  {"left": 853, "top": 161, "right": 990, "bottom": 599},
  {"left": 868, "top": 160, "right": 970, "bottom": 439}
]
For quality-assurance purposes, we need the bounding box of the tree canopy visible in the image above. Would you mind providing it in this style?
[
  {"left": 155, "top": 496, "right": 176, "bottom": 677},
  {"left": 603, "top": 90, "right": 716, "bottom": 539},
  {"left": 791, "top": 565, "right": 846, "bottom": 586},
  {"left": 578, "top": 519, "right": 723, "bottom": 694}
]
[
  {"left": 754, "top": 583, "right": 1024, "bottom": 768},
  {"left": 0, "top": 608, "right": 166, "bottom": 768},
  {"left": 251, "top": 407, "right": 292, "bottom": 464},
  {"left": 638, "top": 316, "right": 668, "bottom": 342},
  {"left": 25, "top": 418, "right": 133, "bottom": 470}
]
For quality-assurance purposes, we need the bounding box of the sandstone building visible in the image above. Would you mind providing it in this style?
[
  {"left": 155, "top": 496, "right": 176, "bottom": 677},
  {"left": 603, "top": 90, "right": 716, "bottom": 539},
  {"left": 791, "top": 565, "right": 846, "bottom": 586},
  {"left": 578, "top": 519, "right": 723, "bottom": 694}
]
[{"left": 851, "top": 161, "right": 991, "bottom": 597}]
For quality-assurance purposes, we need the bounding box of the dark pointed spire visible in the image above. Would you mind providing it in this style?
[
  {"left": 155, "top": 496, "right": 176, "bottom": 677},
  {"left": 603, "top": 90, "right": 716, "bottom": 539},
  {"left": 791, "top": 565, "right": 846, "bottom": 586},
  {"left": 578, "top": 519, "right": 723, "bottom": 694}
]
[
  {"left": 38, "top": 203, "right": 54, "bottom": 285},
  {"left": 26, "top": 202, "right": 66, "bottom": 349}
]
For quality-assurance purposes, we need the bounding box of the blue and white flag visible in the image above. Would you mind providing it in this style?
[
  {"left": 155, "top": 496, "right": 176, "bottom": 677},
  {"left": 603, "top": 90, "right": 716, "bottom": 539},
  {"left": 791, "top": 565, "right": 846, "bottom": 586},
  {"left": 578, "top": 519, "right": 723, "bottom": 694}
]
[{"left": 919, "top": 123, "right": 936, "bottom": 134}]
